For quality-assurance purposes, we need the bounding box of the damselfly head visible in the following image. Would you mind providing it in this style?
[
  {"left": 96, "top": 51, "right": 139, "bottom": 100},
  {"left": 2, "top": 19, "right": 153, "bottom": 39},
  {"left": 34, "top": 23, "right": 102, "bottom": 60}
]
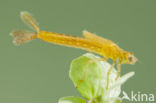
[{"left": 123, "top": 52, "right": 137, "bottom": 65}]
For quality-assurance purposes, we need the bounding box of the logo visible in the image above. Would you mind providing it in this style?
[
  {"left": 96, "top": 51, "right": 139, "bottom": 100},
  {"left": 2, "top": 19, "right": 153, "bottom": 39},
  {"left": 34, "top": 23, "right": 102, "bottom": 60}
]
[{"left": 122, "top": 91, "right": 155, "bottom": 102}]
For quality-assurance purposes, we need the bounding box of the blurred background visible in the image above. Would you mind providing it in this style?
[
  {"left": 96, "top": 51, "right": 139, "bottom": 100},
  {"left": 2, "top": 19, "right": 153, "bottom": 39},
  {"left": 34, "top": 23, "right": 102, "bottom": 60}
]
[{"left": 0, "top": 0, "right": 156, "bottom": 103}]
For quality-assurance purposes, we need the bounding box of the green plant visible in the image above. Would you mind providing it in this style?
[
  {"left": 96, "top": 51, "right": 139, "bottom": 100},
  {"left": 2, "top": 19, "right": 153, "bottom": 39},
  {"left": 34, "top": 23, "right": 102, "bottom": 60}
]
[{"left": 58, "top": 53, "right": 135, "bottom": 103}]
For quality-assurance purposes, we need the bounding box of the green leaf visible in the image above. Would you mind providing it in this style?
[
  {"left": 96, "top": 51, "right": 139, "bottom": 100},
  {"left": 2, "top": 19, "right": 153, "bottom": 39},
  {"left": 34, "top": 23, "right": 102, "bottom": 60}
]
[
  {"left": 104, "top": 97, "right": 122, "bottom": 103},
  {"left": 58, "top": 96, "right": 85, "bottom": 103},
  {"left": 69, "top": 53, "right": 119, "bottom": 100},
  {"left": 69, "top": 53, "right": 135, "bottom": 102}
]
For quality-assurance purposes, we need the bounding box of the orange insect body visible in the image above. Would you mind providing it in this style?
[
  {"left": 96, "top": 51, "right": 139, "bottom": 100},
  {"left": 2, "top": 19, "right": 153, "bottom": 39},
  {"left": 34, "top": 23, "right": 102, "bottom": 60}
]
[
  {"left": 11, "top": 12, "right": 137, "bottom": 89},
  {"left": 38, "top": 31, "right": 102, "bottom": 54},
  {"left": 11, "top": 12, "right": 137, "bottom": 65},
  {"left": 38, "top": 31, "right": 129, "bottom": 64}
]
